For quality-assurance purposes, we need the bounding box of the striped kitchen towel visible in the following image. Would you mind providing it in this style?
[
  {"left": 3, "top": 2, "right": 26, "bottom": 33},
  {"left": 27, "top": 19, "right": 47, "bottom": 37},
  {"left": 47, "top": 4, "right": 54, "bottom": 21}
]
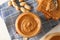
[{"left": 0, "top": 0, "right": 60, "bottom": 40}]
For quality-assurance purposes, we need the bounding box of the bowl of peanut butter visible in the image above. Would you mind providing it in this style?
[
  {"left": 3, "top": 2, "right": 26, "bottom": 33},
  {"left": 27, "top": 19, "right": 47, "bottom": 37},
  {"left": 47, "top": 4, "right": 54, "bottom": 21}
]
[
  {"left": 45, "top": 32, "right": 60, "bottom": 40},
  {"left": 15, "top": 12, "right": 41, "bottom": 38}
]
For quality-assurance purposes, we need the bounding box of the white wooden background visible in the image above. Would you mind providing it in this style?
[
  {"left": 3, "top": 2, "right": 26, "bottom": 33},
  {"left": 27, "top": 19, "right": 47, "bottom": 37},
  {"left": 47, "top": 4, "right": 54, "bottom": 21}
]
[{"left": 0, "top": 16, "right": 11, "bottom": 40}]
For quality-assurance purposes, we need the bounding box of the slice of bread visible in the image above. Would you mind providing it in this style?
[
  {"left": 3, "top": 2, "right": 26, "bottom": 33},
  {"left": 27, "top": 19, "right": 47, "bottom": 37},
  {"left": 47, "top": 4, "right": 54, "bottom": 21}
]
[{"left": 36, "top": 0, "right": 60, "bottom": 21}]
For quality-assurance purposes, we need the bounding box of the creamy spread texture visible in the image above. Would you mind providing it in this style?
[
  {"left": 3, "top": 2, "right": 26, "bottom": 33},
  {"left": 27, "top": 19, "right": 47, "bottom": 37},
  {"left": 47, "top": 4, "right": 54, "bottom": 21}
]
[
  {"left": 16, "top": 12, "right": 41, "bottom": 37},
  {"left": 19, "top": 15, "right": 37, "bottom": 35},
  {"left": 50, "top": 36, "right": 60, "bottom": 40}
]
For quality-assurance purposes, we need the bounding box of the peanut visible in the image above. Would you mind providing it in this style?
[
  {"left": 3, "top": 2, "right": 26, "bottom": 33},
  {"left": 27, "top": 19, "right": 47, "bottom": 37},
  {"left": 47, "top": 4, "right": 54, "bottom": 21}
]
[
  {"left": 12, "top": 2, "right": 17, "bottom": 7},
  {"left": 19, "top": 0, "right": 24, "bottom": 2},
  {"left": 24, "top": 4, "right": 31, "bottom": 10},
  {"left": 23, "top": 38, "right": 28, "bottom": 40},
  {"left": 20, "top": 7, "right": 26, "bottom": 12},
  {"left": 15, "top": 6, "right": 20, "bottom": 10},
  {"left": 8, "top": 1, "right": 12, "bottom": 6},
  {"left": 11, "top": 0, "right": 16, "bottom": 2},
  {"left": 20, "top": 2, "right": 26, "bottom": 6}
]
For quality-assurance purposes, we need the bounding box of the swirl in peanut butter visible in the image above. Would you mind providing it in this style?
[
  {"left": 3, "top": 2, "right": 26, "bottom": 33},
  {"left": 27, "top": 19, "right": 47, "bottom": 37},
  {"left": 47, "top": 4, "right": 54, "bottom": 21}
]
[{"left": 18, "top": 14, "right": 38, "bottom": 35}]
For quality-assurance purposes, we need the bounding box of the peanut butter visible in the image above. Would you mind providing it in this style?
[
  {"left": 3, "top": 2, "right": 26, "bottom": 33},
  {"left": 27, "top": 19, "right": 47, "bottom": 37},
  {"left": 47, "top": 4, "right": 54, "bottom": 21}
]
[
  {"left": 50, "top": 36, "right": 60, "bottom": 40},
  {"left": 36, "top": 0, "right": 60, "bottom": 20},
  {"left": 15, "top": 12, "right": 41, "bottom": 37},
  {"left": 45, "top": 33, "right": 60, "bottom": 40}
]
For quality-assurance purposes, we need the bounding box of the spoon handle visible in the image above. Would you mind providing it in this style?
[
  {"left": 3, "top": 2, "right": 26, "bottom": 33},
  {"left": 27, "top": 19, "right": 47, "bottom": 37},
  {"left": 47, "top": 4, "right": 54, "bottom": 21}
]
[{"left": 23, "top": 37, "right": 28, "bottom": 40}]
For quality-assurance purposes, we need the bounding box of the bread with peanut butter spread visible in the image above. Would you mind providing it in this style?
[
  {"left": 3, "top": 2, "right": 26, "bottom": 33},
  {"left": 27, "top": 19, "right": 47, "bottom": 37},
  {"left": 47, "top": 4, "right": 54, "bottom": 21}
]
[{"left": 36, "top": 0, "right": 60, "bottom": 20}]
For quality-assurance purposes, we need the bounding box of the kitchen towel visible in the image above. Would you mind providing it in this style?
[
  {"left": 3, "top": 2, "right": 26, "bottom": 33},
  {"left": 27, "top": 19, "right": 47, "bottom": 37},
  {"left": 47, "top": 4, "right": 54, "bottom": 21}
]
[{"left": 0, "top": 0, "right": 60, "bottom": 40}]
